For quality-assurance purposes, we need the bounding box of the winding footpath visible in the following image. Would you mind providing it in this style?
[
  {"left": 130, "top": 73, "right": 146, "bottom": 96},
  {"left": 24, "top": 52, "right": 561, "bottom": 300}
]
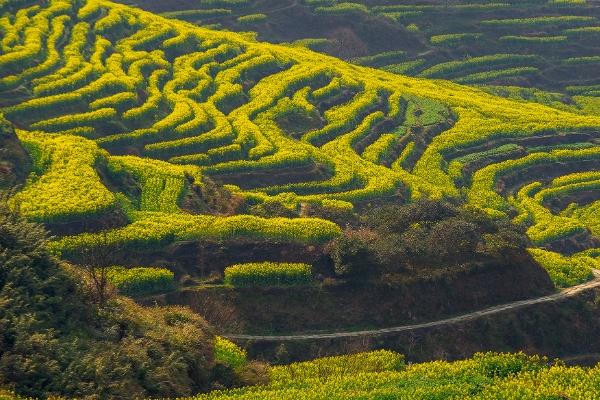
[{"left": 224, "top": 270, "right": 600, "bottom": 342}]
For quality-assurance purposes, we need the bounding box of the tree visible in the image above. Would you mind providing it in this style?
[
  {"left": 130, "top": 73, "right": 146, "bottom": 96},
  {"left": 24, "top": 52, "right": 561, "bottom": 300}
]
[
  {"left": 0, "top": 194, "right": 90, "bottom": 396},
  {"left": 329, "top": 229, "right": 379, "bottom": 282},
  {"left": 335, "top": 199, "right": 533, "bottom": 280},
  {"left": 78, "top": 230, "right": 122, "bottom": 307},
  {"left": 365, "top": 198, "right": 457, "bottom": 234},
  {"left": 427, "top": 218, "right": 480, "bottom": 264}
]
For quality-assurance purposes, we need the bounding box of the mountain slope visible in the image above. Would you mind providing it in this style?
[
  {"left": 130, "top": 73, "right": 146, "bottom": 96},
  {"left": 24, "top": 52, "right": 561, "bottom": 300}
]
[{"left": 2, "top": 0, "right": 600, "bottom": 283}]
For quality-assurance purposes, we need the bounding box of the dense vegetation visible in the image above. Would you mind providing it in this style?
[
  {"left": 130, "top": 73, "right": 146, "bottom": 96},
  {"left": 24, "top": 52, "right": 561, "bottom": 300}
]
[
  {"left": 4, "top": 350, "right": 600, "bottom": 400},
  {"left": 2, "top": 0, "right": 600, "bottom": 397},
  {"left": 224, "top": 262, "right": 312, "bottom": 287},
  {"left": 125, "top": 0, "right": 600, "bottom": 101},
  {"left": 0, "top": 198, "right": 255, "bottom": 398},
  {"left": 328, "top": 199, "right": 537, "bottom": 283}
]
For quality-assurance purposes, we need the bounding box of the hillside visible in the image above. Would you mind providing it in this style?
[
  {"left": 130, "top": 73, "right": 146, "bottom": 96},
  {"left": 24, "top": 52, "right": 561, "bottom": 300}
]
[
  {"left": 2, "top": 0, "right": 600, "bottom": 396},
  {"left": 2, "top": 0, "right": 600, "bottom": 284},
  {"left": 0, "top": 197, "right": 224, "bottom": 398},
  {"left": 118, "top": 0, "right": 600, "bottom": 106}
]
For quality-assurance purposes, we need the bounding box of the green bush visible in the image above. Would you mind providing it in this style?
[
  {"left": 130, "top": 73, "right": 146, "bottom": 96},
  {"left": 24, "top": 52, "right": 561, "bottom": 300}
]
[
  {"left": 0, "top": 198, "right": 219, "bottom": 399},
  {"left": 224, "top": 262, "right": 312, "bottom": 287},
  {"left": 329, "top": 229, "right": 379, "bottom": 281},
  {"left": 330, "top": 199, "right": 532, "bottom": 282}
]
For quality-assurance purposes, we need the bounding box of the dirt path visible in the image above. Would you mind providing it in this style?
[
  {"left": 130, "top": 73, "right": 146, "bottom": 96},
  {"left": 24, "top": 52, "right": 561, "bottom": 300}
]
[
  {"left": 224, "top": 270, "right": 600, "bottom": 341},
  {"left": 262, "top": 0, "right": 298, "bottom": 14}
]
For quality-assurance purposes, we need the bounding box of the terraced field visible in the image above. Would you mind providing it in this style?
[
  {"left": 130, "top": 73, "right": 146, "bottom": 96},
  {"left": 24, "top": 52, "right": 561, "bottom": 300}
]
[
  {"left": 2, "top": 0, "right": 600, "bottom": 288},
  {"left": 121, "top": 0, "right": 600, "bottom": 104}
]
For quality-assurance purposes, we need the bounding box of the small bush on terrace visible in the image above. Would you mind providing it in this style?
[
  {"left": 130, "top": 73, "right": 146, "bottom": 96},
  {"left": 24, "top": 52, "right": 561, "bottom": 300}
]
[
  {"left": 224, "top": 262, "right": 312, "bottom": 287},
  {"left": 236, "top": 14, "right": 267, "bottom": 25}
]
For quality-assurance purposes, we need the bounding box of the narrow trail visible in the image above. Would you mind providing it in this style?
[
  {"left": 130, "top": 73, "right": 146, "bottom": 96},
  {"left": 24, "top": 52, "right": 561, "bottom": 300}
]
[
  {"left": 224, "top": 270, "right": 600, "bottom": 342},
  {"left": 270, "top": 0, "right": 298, "bottom": 14}
]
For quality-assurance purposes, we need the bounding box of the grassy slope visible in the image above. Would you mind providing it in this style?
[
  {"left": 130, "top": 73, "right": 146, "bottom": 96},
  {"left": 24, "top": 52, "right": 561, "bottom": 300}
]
[{"left": 3, "top": 2, "right": 600, "bottom": 397}]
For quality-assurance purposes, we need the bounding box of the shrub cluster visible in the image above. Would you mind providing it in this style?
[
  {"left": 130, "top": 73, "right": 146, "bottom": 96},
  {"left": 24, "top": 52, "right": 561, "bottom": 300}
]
[{"left": 329, "top": 199, "right": 531, "bottom": 282}]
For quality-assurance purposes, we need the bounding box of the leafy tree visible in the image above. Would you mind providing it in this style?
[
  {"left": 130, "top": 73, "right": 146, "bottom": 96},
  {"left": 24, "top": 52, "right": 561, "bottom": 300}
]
[
  {"left": 329, "top": 229, "right": 379, "bottom": 282},
  {"left": 427, "top": 218, "right": 480, "bottom": 264},
  {"left": 0, "top": 195, "right": 91, "bottom": 396},
  {"left": 330, "top": 199, "right": 532, "bottom": 281},
  {"left": 364, "top": 199, "right": 457, "bottom": 234}
]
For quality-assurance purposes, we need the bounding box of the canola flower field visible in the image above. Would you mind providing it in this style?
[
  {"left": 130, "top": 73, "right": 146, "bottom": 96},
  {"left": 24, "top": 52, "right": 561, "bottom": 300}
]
[
  {"left": 2, "top": 0, "right": 600, "bottom": 286},
  {"left": 191, "top": 350, "right": 600, "bottom": 400}
]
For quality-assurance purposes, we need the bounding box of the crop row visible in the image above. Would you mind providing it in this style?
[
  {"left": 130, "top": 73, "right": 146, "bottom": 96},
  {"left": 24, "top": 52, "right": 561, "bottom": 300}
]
[
  {"left": 106, "top": 266, "right": 175, "bottom": 295},
  {"left": 224, "top": 262, "right": 312, "bottom": 287},
  {"left": 11, "top": 130, "right": 118, "bottom": 224},
  {"left": 52, "top": 211, "right": 342, "bottom": 256}
]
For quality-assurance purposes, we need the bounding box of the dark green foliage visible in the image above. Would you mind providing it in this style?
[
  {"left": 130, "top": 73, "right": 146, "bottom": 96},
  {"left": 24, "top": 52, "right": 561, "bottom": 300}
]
[
  {"left": 0, "top": 199, "right": 224, "bottom": 399},
  {"left": 329, "top": 199, "right": 532, "bottom": 282},
  {"left": 365, "top": 199, "right": 458, "bottom": 234},
  {"left": 427, "top": 218, "right": 480, "bottom": 264},
  {"left": 0, "top": 198, "right": 89, "bottom": 395},
  {"left": 249, "top": 201, "right": 297, "bottom": 218},
  {"left": 329, "top": 229, "right": 379, "bottom": 281}
]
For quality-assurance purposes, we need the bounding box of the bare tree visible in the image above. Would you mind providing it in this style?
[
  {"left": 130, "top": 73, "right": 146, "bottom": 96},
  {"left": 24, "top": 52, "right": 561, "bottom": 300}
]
[{"left": 78, "top": 229, "right": 122, "bottom": 307}]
